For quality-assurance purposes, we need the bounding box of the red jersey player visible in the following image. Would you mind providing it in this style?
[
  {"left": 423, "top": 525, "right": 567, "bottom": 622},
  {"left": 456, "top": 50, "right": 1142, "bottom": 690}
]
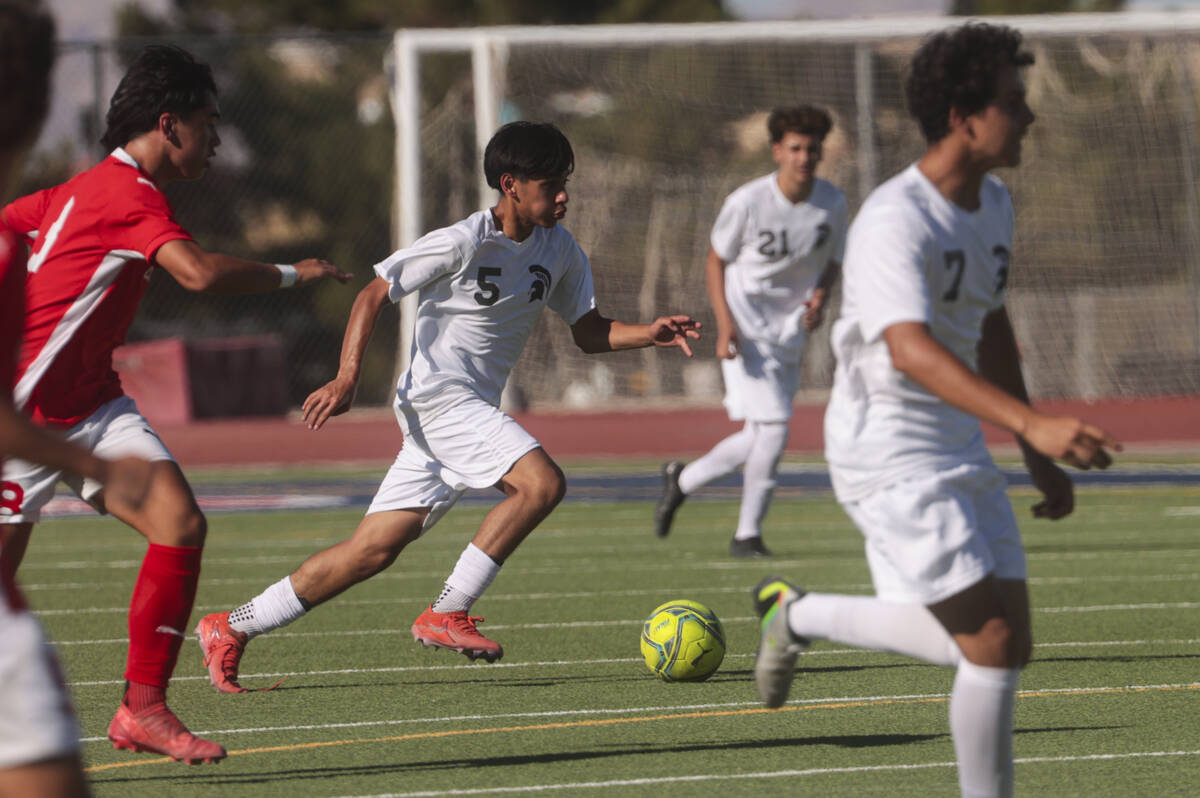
[
  {"left": 0, "top": 44, "right": 350, "bottom": 765},
  {"left": 0, "top": 3, "right": 156, "bottom": 795}
]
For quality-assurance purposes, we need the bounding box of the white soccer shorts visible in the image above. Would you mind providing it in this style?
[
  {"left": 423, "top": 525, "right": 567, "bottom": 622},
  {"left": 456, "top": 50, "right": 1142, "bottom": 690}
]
[
  {"left": 0, "top": 395, "right": 175, "bottom": 524},
  {"left": 0, "top": 609, "right": 79, "bottom": 769},
  {"left": 840, "top": 462, "right": 1027, "bottom": 605},
  {"left": 721, "top": 337, "right": 800, "bottom": 423},
  {"left": 366, "top": 393, "right": 542, "bottom": 533}
]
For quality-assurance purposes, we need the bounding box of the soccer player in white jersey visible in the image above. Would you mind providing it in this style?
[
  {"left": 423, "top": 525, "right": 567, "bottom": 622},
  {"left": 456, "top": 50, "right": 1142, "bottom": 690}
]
[
  {"left": 655, "top": 106, "right": 846, "bottom": 557},
  {"left": 751, "top": 23, "right": 1116, "bottom": 798},
  {"left": 0, "top": 45, "right": 350, "bottom": 765},
  {"left": 196, "top": 121, "right": 701, "bottom": 690}
]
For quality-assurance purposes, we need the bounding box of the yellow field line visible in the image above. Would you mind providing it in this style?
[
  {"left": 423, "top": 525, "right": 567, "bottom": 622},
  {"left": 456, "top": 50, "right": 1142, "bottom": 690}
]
[{"left": 84, "top": 682, "right": 1200, "bottom": 773}]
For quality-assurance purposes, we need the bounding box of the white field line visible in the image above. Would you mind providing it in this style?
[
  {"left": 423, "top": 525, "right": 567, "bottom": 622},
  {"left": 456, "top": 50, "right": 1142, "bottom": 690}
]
[
  {"left": 30, "top": 572, "right": 1200, "bottom": 616},
  {"left": 65, "top": 641, "right": 1200, "bottom": 688},
  {"left": 77, "top": 681, "right": 1200, "bottom": 744},
  {"left": 48, "top": 602, "right": 1200, "bottom": 647},
  {"left": 331, "top": 750, "right": 1200, "bottom": 798},
  {"left": 20, "top": 547, "right": 1200, "bottom": 592}
]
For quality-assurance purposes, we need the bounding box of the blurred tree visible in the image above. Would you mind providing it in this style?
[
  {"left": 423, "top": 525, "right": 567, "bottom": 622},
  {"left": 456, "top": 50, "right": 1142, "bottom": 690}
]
[
  {"left": 148, "top": 0, "right": 725, "bottom": 34},
  {"left": 109, "top": 0, "right": 727, "bottom": 406}
]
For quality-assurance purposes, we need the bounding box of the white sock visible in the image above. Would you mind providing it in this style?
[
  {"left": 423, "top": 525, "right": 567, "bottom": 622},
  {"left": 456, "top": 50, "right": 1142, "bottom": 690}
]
[
  {"left": 733, "top": 420, "right": 788, "bottom": 541},
  {"left": 678, "top": 426, "right": 752, "bottom": 495},
  {"left": 950, "top": 660, "right": 1020, "bottom": 798},
  {"left": 432, "top": 543, "right": 500, "bottom": 613},
  {"left": 228, "top": 576, "right": 307, "bottom": 640},
  {"left": 787, "top": 593, "right": 962, "bottom": 666}
]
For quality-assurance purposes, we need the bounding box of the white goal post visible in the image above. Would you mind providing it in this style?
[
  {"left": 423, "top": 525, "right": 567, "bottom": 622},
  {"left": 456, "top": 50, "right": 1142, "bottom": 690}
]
[{"left": 389, "top": 12, "right": 1200, "bottom": 408}]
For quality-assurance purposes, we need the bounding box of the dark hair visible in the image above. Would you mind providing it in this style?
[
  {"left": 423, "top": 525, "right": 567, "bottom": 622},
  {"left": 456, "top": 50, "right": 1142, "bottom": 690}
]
[
  {"left": 0, "top": 0, "right": 55, "bottom": 150},
  {"left": 767, "top": 106, "right": 832, "bottom": 143},
  {"left": 905, "top": 22, "right": 1034, "bottom": 144},
  {"left": 101, "top": 45, "right": 217, "bottom": 151},
  {"left": 484, "top": 121, "right": 574, "bottom": 190}
]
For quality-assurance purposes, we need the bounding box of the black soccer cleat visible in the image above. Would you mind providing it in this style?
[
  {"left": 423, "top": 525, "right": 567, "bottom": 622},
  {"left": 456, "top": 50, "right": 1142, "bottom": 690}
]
[
  {"left": 654, "top": 460, "right": 687, "bottom": 538},
  {"left": 729, "top": 536, "right": 773, "bottom": 558}
]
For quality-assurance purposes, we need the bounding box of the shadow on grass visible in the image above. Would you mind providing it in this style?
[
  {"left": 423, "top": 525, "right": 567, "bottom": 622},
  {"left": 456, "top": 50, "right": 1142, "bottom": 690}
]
[
  {"left": 1032, "top": 653, "right": 1200, "bottom": 665},
  {"left": 88, "top": 731, "right": 946, "bottom": 787}
]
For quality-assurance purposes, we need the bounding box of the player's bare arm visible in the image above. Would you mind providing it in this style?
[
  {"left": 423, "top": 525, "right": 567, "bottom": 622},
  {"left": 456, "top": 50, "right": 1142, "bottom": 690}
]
[
  {"left": 570, "top": 308, "right": 701, "bottom": 357},
  {"left": 803, "top": 259, "right": 841, "bottom": 332},
  {"left": 302, "top": 276, "right": 392, "bottom": 430},
  {"left": 883, "top": 319, "right": 1117, "bottom": 471},
  {"left": 976, "top": 307, "right": 1083, "bottom": 518},
  {"left": 155, "top": 238, "right": 351, "bottom": 295},
  {"left": 0, "top": 397, "right": 153, "bottom": 511},
  {"left": 704, "top": 247, "right": 739, "bottom": 359}
]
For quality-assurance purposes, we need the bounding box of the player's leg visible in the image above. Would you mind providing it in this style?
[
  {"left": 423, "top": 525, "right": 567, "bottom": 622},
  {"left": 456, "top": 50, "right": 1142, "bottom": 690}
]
[
  {"left": 0, "top": 611, "right": 88, "bottom": 798},
  {"left": 1, "top": 449, "right": 73, "bottom": 574},
  {"left": 655, "top": 427, "right": 751, "bottom": 538},
  {"left": 411, "top": 446, "right": 564, "bottom": 662},
  {"left": 197, "top": 507, "right": 428, "bottom": 692},
  {"left": 754, "top": 464, "right": 1015, "bottom": 715},
  {"left": 469, "top": 447, "right": 564, "bottom": 561},
  {"left": 928, "top": 576, "right": 1027, "bottom": 798},
  {"left": 657, "top": 352, "right": 757, "bottom": 539},
  {"left": 729, "top": 419, "right": 789, "bottom": 557},
  {"left": 0, "top": 523, "right": 31, "bottom": 585},
  {"left": 75, "top": 399, "right": 221, "bottom": 763},
  {"left": 0, "top": 756, "right": 89, "bottom": 798}
]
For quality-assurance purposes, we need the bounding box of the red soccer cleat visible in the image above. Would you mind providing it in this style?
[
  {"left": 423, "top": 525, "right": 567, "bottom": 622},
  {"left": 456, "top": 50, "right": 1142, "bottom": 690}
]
[
  {"left": 411, "top": 605, "right": 504, "bottom": 662},
  {"left": 196, "top": 612, "right": 249, "bottom": 694},
  {"left": 107, "top": 702, "right": 226, "bottom": 764}
]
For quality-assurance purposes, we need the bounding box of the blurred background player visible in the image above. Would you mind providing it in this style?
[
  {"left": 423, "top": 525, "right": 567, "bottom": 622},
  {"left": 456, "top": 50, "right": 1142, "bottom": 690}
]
[
  {"left": 655, "top": 106, "right": 846, "bottom": 557},
  {"left": 195, "top": 121, "right": 700, "bottom": 691},
  {"left": 752, "top": 23, "right": 1117, "bottom": 798},
  {"left": 0, "top": 44, "right": 351, "bottom": 764},
  {"left": 0, "top": 2, "right": 151, "bottom": 794}
]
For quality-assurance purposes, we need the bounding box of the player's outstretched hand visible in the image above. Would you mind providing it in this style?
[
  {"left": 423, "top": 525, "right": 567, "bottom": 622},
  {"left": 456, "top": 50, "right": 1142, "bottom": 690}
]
[
  {"left": 294, "top": 258, "right": 353, "bottom": 285},
  {"left": 1023, "top": 414, "right": 1119, "bottom": 470},
  {"left": 650, "top": 315, "right": 702, "bottom": 357},
  {"left": 803, "top": 287, "right": 827, "bottom": 332},
  {"left": 102, "top": 457, "right": 155, "bottom": 513},
  {"left": 1026, "top": 456, "right": 1074, "bottom": 520},
  {"left": 302, "top": 377, "right": 357, "bottom": 430}
]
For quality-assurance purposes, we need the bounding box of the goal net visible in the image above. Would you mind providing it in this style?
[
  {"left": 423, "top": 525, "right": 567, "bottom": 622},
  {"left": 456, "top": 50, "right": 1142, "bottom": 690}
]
[{"left": 392, "top": 14, "right": 1200, "bottom": 410}]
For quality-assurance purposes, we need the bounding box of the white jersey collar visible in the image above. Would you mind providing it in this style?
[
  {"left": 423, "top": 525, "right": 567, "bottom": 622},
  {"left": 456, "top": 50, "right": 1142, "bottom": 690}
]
[{"left": 111, "top": 147, "right": 142, "bottom": 170}]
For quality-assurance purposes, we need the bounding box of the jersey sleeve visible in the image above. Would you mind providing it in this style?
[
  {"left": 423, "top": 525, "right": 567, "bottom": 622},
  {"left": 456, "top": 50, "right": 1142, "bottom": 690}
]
[
  {"left": 549, "top": 236, "right": 597, "bottom": 325},
  {"left": 709, "top": 193, "right": 748, "bottom": 263},
  {"left": 373, "top": 226, "right": 467, "bottom": 302},
  {"left": 2, "top": 188, "right": 54, "bottom": 241},
  {"left": 848, "top": 206, "right": 933, "bottom": 344},
  {"left": 114, "top": 181, "right": 193, "bottom": 262}
]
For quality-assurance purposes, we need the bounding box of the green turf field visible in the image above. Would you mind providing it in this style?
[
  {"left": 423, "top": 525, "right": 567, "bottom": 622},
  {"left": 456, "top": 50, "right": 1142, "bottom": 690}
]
[{"left": 23, "top": 481, "right": 1200, "bottom": 797}]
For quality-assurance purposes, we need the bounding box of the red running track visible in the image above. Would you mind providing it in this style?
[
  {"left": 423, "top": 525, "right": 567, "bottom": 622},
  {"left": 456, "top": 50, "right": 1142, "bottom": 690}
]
[{"left": 153, "top": 397, "right": 1199, "bottom": 468}]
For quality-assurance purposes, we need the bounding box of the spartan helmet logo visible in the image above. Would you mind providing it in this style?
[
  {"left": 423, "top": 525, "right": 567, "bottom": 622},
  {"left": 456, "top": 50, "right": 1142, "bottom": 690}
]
[{"left": 528, "top": 264, "right": 552, "bottom": 302}]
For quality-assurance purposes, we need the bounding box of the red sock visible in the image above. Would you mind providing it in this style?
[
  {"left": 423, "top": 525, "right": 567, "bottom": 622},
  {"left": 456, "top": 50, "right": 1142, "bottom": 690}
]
[
  {"left": 123, "top": 680, "right": 166, "bottom": 713},
  {"left": 125, "top": 543, "right": 202, "bottom": 689}
]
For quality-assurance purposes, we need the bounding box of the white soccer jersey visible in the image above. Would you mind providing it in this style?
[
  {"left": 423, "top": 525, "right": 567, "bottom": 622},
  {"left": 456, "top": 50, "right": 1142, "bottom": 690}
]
[
  {"left": 710, "top": 174, "right": 847, "bottom": 351},
  {"left": 824, "top": 164, "right": 1015, "bottom": 501},
  {"left": 374, "top": 210, "right": 597, "bottom": 411}
]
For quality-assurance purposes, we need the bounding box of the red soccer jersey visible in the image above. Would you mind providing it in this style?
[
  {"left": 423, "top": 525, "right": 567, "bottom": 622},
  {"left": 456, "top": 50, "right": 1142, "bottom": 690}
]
[
  {"left": 3, "top": 148, "right": 192, "bottom": 427},
  {"left": 0, "top": 222, "right": 29, "bottom": 611}
]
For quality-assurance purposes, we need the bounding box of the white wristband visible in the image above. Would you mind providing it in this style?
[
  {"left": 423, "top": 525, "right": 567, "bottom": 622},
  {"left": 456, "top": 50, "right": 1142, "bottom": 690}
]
[{"left": 276, "top": 263, "right": 298, "bottom": 288}]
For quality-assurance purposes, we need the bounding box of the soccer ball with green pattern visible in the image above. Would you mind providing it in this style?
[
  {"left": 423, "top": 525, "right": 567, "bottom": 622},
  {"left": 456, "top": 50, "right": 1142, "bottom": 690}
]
[{"left": 640, "top": 599, "right": 725, "bottom": 682}]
